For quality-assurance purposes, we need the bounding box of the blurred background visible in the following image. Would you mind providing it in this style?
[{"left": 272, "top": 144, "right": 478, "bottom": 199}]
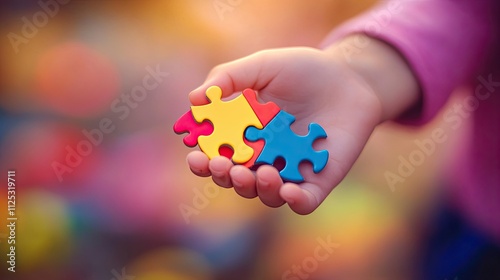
[{"left": 0, "top": 1, "right": 469, "bottom": 279}]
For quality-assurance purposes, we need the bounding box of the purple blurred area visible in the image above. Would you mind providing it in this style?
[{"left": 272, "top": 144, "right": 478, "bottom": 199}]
[{"left": 0, "top": 1, "right": 467, "bottom": 279}]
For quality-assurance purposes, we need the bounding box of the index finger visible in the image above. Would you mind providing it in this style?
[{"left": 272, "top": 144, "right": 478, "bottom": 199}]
[{"left": 188, "top": 50, "right": 276, "bottom": 105}]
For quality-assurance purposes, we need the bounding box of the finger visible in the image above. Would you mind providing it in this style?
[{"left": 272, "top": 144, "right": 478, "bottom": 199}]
[
  {"left": 230, "top": 165, "right": 257, "bottom": 198},
  {"left": 186, "top": 151, "right": 211, "bottom": 177},
  {"left": 256, "top": 165, "right": 285, "bottom": 207},
  {"left": 280, "top": 182, "right": 324, "bottom": 215},
  {"left": 189, "top": 50, "right": 279, "bottom": 106},
  {"left": 208, "top": 156, "right": 234, "bottom": 188}
]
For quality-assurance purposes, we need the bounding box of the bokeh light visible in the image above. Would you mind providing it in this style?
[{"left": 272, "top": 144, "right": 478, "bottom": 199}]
[{"left": 34, "top": 42, "right": 120, "bottom": 118}]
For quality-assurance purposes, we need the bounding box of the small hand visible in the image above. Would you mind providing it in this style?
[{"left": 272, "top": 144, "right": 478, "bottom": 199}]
[{"left": 187, "top": 37, "right": 418, "bottom": 214}]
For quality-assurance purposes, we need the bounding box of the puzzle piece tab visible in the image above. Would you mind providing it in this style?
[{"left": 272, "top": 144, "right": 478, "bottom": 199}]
[
  {"left": 245, "top": 111, "right": 329, "bottom": 182},
  {"left": 242, "top": 89, "right": 280, "bottom": 126},
  {"left": 173, "top": 110, "right": 213, "bottom": 147},
  {"left": 241, "top": 89, "right": 280, "bottom": 168},
  {"left": 191, "top": 86, "right": 263, "bottom": 164}
]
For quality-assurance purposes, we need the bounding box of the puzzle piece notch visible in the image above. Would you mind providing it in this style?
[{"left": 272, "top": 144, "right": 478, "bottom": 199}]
[
  {"left": 219, "top": 145, "right": 234, "bottom": 159},
  {"left": 245, "top": 110, "right": 328, "bottom": 182},
  {"left": 238, "top": 88, "right": 281, "bottom": 167},
  {"left": 242, "top": 89, "right": 280, "bottom": 126},
  {"left": 191, "top": 86, "right": 263, "bottom": 164},
  {"left": 242, "top": 138, "right": 264, "bottom": 168},
  {"left": 173, "top": 110, "right": 213, "bottom": 147}
]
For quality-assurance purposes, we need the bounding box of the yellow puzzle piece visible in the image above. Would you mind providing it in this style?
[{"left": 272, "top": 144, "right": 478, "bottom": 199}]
[{"left": 191, "top": 86, "right": 263, "bottom": 163}]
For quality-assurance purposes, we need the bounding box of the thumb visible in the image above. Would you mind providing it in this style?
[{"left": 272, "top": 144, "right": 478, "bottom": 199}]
[
  {"left": 189, "top": 51, "right": 277, "bottom": 105},
  {"left": 280, "top": 182, "right": 326, "bottom": 215}
]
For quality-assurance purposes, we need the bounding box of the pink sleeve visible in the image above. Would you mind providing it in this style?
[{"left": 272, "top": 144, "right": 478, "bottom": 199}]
[{"left": 321, "top": 0, "right": 493, "bottom": 124}]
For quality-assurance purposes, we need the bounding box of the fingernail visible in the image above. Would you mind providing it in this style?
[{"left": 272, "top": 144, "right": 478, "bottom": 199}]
[
  {"left": 212, "top": 170, "right": 225, "bottom": 177},
  {"left": 282, "top": 194, "right": 294, "bottom": 204},
  {"left": 188, "top": 91, "right": 197, "bottom": 100},
  {"left": 233, "top": 179, "right": 243, "bottom": 188},
  {"left": 191, "top": 83, "right": 206, "bottom": 94},
  {"left": 258, "top": 179, "right": 269, "bottom": 189},
  {"left": 230, "top": 168, "right": 242, "bottom": 188}
]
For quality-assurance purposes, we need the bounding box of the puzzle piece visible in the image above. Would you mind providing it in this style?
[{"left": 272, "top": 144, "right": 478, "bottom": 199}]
[
  {"left": 242, "top": 138, "right": 264, "bottom": 168},
  {"left": 191, "top": 86, "right": 263, "bottom": 164},
  {"left": 173, "top": 86, "right": 329, "bottom": 181},
  {"left": 241, "top": 89, "right": 280, "bottom": 168},
  {"left": 242, "top": 89, "right": 280, "bottom": 126},
  {"left": 245, "top": 110, "right": 328, "bottom": 182},
  {"left": 173, "top": 110, "right": 213, "bottom": 147}
]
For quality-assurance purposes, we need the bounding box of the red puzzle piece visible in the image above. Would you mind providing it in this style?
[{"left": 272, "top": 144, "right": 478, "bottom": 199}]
[
  {"left": 242, "top": 89, "right": 280, "bottom": 126},
  {"left": 173, "top": 110, "right": 213, "bottom": 147},
  {"left": 242, "top": 89, "right": 280, "bottom": 167},
  {"left": 219, "top": 145, "right": 234, "bottom": 159},
  {"left": 242, "top": 138, "right": 264, "bottom": 168}
]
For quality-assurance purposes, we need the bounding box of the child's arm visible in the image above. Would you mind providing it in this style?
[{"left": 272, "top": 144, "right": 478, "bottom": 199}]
[
  {"left": 322, "top": 0, "right": 492, "bottom": 125},
  {"left": 187, "top": 35, "right": 418, "bottom": 214}
]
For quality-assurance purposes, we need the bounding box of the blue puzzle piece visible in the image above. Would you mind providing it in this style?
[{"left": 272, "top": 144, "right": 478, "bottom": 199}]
[{"left": 245, "top": 111, "right": 329, "bottom": 182}]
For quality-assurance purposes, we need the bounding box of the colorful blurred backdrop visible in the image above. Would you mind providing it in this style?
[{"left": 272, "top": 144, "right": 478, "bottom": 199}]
[{"left": 0, "top": 1, "right": 469, "bottom": 279}]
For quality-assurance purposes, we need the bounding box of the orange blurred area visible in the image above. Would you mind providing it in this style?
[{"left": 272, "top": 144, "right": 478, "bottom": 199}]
[
  {"left": 34, "top": 42, "right": 120, "bottom": 117},
  {"left": 0, "top": 1, "right": 466, "bottom": 280}
]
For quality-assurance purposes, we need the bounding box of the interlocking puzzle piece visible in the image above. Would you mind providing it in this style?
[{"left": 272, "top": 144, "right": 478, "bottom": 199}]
[
  {"left": 191, "top": 86, "right": 263, "bottom": 164},
  {"left": 241, "top": 89, "right": 280, "bottom": 168},
  {"left": 173, "top": 110, "right": 213, "bottom": 147},
  {"left": 245, "top": 111, "right": 328, "bottom": 182},
  {"left": 242, "top": 89, "right": 280, "bottom": 126},
  {"left": 242, "top": 138, "right": 264, "bottom": 168}
]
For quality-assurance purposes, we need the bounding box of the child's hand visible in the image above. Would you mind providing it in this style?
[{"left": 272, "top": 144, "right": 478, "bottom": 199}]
[{"left": 187, "top": 36, "right": 419, "bottom": 214}]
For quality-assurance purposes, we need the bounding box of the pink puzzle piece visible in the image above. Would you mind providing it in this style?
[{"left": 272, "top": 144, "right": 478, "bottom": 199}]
[
  {"left": 173, "top": 110, "right": 213, "bottom": 147},
  {"left": 242, "top": 89, "right": 280, "bottom": 167}
]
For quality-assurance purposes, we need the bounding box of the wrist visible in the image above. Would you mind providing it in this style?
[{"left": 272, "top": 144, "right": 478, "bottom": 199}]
[{"left": 323, "top": 35, "right": 420, "bottom": 123}]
